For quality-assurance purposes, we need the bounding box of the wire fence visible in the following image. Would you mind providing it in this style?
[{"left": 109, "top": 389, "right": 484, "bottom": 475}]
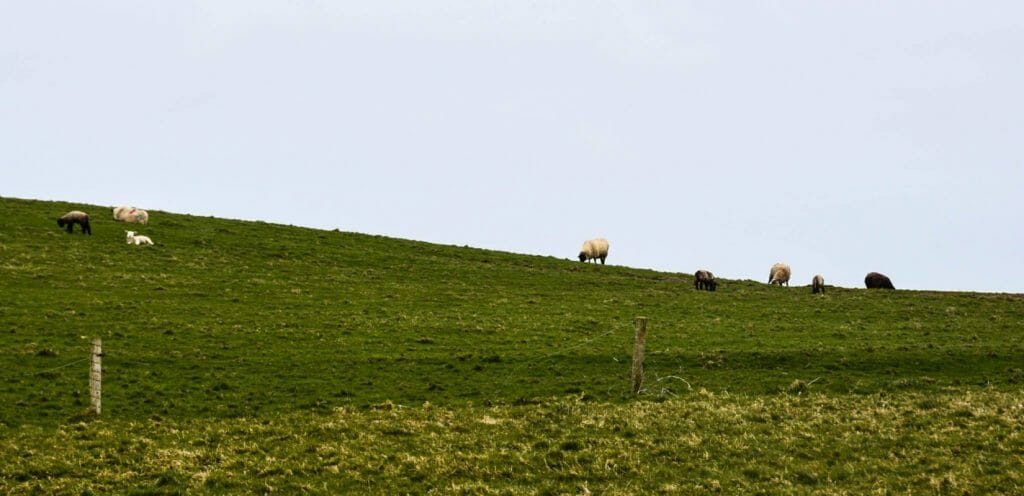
[
  {"left": 23, "top": 357, "right": 89, "bottom": 376},
  {"left": 9, "top": 317, "right": 695, "bottom": 421}
]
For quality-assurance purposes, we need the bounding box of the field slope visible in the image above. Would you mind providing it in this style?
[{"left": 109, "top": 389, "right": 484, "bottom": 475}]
[{"left": 1, "top": 196, "right": 1022, "bottom": 494}]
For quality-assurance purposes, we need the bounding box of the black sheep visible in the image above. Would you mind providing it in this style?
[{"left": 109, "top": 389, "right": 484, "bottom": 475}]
[
  {"left": 864, "top": 272, "right": 895, "bottom": 289},
  {"left": 57, "top": 211, "right": 91, "bottom": 235},
  {"left": 694, "top": 270, "right": 717, "bottom": 291}
]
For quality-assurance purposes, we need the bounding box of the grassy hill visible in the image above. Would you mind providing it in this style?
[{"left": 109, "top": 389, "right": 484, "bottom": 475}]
[{"left": 1, "top": 196, "right": 1022, "bottom": 494}]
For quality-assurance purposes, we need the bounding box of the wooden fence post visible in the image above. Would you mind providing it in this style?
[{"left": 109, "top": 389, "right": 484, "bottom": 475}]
[
  {"left": 631, "top": 317, "right": 647, "bottom": 395},
  {"left": 90, "top": 338, "right": 102, "bottom": 415}
]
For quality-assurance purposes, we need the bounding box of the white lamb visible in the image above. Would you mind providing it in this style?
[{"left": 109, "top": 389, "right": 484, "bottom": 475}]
[{"left": 126, "top": 230, "right": 154, "bottom": 246}]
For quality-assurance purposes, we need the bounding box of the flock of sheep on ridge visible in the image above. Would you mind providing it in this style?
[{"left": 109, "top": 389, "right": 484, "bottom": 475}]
[
  {"left": 56, "top": 211, "right": 897, "bottom": 292},
  {"left": 578, "top": 237, "right": 897, "bottom": 292},
  {"left": 57, "top": 207, "right": 153, "bottom": 246}
]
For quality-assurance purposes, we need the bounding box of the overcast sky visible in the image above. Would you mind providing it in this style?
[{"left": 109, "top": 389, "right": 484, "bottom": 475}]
[{"left": 3, "top": 2, "right": 1022, "bottom": 292}]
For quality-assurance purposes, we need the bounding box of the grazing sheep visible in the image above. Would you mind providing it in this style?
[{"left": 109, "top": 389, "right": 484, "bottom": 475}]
[
  {"left": 812, "top": 274, "right": 825, "bottom": 294},
  {"left": 57, "top": 211, "right": 91, "bottom": 235},
  {"left": 768, "top": 262, "right": 791, "bottom": 286},
  {"left": 864, "top": 272, "right": 895, "bottom": 289},
  {"left": 694, "top": 270, "right": 717, "bottom": 291},
  {"left": 113, "top": 206, "right": 149, "bottom": 225},
  {"left": 578, "top": 238, "right": 610, "bottom": 264},
  {"left": 125, "top": 230, "right": 154, "bottom": 246}
]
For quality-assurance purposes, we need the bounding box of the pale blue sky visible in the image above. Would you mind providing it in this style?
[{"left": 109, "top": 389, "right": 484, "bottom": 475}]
[{"left": 3, "top": 2, "right": 1022, "bottom": 292}]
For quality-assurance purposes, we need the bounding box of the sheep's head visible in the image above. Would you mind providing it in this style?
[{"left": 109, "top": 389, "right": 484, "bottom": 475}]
[
  {"left": 57, "top": 218, "right": 66, "bottom": 227},
  {"left": 126, "top": 231, "right": 135, "bottom": 238},
  {"left": 578, "top": 251, "right": 587, "bottom": 262}
]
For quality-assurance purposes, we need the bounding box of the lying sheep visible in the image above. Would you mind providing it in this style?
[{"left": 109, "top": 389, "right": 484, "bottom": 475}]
[
  {"left": 578, "top": 238, "right": 610, "bottom": 264},
  {"left": 57, "top": 211, "right": 91, "bottom": 235},
  {"left": 694, "top": 270, "right": 717, "bottom": 291},
  {"left": 125, "top": 230, "right": 154, "bottom": 246},
  {"left": 769, "top": 262, "right": 791, "bottom": 286},
  {"left": 812, "top": 274, "right": 825, "bottom": 294},
  {"left": 864, "top": 272, "right": 895, "bottom": 289},
  {"left": 113, "top": 206, "right": 149, "bottom": 225}
]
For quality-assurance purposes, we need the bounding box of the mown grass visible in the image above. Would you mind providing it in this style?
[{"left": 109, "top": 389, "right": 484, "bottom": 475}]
[{"left": 1, "top": 196, "right": 1023, "bottom": 493}]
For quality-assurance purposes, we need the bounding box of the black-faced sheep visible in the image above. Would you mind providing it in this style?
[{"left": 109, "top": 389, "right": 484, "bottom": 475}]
[
  {"left": 578, "top": 238, "right": 609, "bottom": 264},
  {"left": 769, "top": 262, "right": 791, "bottom": 286},
  {"left": 812, "top": 274, "right": 825, "bottom": 294},
  {"left": 694, "top": 270, "right": 717, "bottom": 291},
  {"left": 113, "top": 206, "right": 149, "bottom": 225},
  {"left": 864, "top": 272, "right": 895, "bottom": 289},
  {"left": 125, "top": 230, "right": 154, "bottom": 246},
  {"left": 57, "top": 211, "right": 91, "bottom": 235}
]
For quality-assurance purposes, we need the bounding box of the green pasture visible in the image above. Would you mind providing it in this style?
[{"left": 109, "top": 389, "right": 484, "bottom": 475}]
[{"left": 1, "top": 196, "right": 1021, "bottom": 494}]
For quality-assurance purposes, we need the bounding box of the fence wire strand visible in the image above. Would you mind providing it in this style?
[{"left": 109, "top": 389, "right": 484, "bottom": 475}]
[{"left": 24, "top": 357, "right": 89, "bottom": 376}]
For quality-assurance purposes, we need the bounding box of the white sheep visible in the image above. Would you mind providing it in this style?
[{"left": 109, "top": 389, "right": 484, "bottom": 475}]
[
  {"left": 578, "top": 238, "right": 610, "bottom": 264},
  {"left": 769, "top": 262, "right": 791, "bottom": 286},
  {"left": 125, "top": 230, "right": 154, "bottom": 246},
  {"left": 113, "top": 206, "right": 149, "bottom": 225},
  {"left": 812, "top": 274, "right": 825, "bottom": 294}
]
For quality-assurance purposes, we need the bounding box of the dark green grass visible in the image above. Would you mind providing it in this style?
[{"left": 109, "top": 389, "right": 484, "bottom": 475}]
[{"left": 2, "top": 196, "right": 1023, "bottom": 428}]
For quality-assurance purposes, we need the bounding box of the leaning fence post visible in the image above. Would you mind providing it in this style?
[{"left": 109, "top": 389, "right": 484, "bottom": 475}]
[
  {"left": 90, "top": 338, "right": 102, "bottom": 415},
  {"left": 631, "top": 317, "right": 647, "bottom": 395}
]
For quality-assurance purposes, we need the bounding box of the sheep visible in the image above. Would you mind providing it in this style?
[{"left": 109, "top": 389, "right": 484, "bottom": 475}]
[
  {"left": 577, "top": 238, "right": 610, "bottom": 264},
  {"left": 125, "top": 230, "right": 154, "bottom": 246},
  {"left": 57, "top": 211, "right": 91, "bottom": 235},
  {"left": 112, "top": 206, "right": 131, "bottom": 221},
  {"left": 864, "top": 272, "right": 895, "bottom": 289},
  {"left": 694, "top": 270, "right": 717, "bottom": 291},
  {"left": 113, "top": 206, "right": 149, "bottom": 225},
  {"left": 768, "top": 262, "right": 791, "bottom": 286},
  {"left": 811, "top": 274, "right": 825, "bottom": 294}
]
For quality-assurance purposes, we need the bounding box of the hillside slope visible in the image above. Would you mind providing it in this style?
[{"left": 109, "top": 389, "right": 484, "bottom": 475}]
[{"left": 2, "top": 196, "right": 1023, "bottom": 428}]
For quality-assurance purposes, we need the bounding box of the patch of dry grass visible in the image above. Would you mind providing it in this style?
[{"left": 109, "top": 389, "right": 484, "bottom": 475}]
[{"left": 3, "top": 390, "right": 1022, "bottom": 494}]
